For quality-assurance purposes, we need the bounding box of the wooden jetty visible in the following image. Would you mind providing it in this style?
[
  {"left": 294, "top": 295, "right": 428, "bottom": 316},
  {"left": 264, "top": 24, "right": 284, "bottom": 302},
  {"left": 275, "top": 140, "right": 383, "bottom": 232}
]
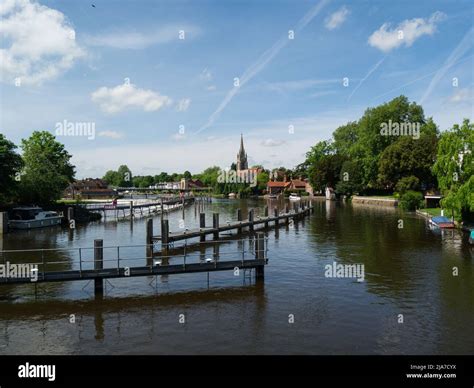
[
  {"left": 0, "top": 234, "right": 268, "bottom": 297},
  {"left": 76, "top": 196, "right": 196, "bottom": 220},
  {"left": 0, "top": 200, "right": 313, "bottom": 298},
  {"left": 151, "top": 200, "right": 314, "bottom": 245}
]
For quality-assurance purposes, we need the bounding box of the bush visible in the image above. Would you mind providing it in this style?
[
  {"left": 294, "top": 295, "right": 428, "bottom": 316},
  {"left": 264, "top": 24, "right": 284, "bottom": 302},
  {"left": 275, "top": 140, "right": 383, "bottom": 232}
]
[
  {"left": 399, "top": 190, "right": 424, "bottom": 211},
  {"left": 395, "top": 176, "right": 420, "bottom": 195}
]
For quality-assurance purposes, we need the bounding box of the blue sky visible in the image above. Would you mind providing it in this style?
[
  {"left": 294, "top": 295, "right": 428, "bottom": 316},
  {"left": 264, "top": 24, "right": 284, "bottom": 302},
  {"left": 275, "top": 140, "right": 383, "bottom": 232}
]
[{"left": 1, "top": 0, "right": 473, "bottom": 178}]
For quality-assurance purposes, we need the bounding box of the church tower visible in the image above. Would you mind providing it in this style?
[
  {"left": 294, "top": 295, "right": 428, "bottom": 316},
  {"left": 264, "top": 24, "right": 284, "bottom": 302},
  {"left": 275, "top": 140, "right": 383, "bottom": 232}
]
[{"left": 236, "top": 134, "right": 248, "bottom": 171}]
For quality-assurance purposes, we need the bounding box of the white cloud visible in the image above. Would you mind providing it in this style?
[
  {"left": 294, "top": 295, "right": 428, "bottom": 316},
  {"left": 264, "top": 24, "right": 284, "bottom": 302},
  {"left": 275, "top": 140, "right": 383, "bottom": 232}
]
[
  {"left": 98, "top": 130, "right": 124, "bottom": 139},
  {"left": 199, "top": 68, "right": 212, "bottom": 81},
  {"left": 177, "top": 98, "right": 191, "bottom": 112},
  {"left": 260, "top": 139, "right": 286, "bottom": 147},
  {"left": 91, "top": 83, "right": 172, "bottom": 114},
  {"left": 368, "top": 11, "right": 446, "bottom": 53},
  {"left": 325, "top": 6, "right": 349, "bottom": 30},
  {"left": 448, "top": 88, "right": 471, "bottom": 103},
  {"left": 0, "top": 0, "right": 84, "bottom": 85},
  {"left": 85, "top": 24, "right": 200, "bottom": 49}
]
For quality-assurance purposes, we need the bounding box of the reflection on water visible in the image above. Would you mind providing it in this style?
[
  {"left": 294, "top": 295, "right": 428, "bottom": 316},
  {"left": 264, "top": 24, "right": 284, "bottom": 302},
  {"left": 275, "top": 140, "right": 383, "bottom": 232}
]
[{"left": 0, "top": 198, "right": 473, "bottom": 355}]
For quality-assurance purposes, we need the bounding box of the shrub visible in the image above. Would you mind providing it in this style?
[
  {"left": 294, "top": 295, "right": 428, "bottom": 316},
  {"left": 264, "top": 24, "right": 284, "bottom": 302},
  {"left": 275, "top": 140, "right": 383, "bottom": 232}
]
[
  {"left": 395, "top": 176, "right": 420, "bottom": 194},
  {"left": 399, "top": 190, "right": 424, "bottom": 211}
]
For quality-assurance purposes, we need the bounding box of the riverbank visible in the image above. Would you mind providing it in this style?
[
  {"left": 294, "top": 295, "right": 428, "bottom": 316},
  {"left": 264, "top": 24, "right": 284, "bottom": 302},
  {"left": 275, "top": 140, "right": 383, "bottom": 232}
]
[{"left": 351, "top": 196, "right": 398, "bottom": 207}]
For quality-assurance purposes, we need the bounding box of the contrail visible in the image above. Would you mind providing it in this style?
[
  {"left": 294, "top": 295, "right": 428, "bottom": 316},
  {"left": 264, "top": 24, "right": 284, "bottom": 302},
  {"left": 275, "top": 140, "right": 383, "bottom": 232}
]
[
  {"left": 195, "top": 0, "right": 331, "bottom": 134},
  {"left": 347, "top": 56, "right": 386, "bottom": 101},
  {"left": 420, "top": 27, "right": 474, "bottom": 105}
]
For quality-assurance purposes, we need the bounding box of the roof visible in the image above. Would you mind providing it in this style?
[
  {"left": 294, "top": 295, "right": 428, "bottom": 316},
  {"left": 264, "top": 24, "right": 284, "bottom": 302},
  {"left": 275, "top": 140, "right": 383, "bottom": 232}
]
[
  {"left": 290, "top": 179, "right": 306, "bottom": 186},
  {"left": 267, "top": 181, "right": 290, "bottom": 187}
]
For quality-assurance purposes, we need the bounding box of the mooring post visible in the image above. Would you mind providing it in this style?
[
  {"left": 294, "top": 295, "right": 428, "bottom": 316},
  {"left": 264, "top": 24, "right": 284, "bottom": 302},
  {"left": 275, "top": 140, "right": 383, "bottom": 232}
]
[
  {"left": 129, "top": 201, "right": 133, "bottom": 218},
  {"left": 67, "top": 207, "right": 74, "bottom": 222},
  {"left": 248, "top": 209, "right": 254, "bottom": 233},
  {"left": 237, "top": 209, "right": 242, "bottom": 234},
  {"left": 146, "top": 218, "right": 153, "bottom": 259},
  {"left": 160, "top": 198, "right": 164, "bottom": 222},
  {"left": 182, "top": 197, "right": 185, "bottom": 220},
  {"left": 274, "top": 207, "right": 279, "bottom": 227},
  {"left": 161, "top": 219, "right": 169, "bottom": 254},
  {"left": 255, "top": 232, "right": 265, "bottom": 280},
  {"left": 213, "top": 213, "right": 219, "bottom": 240},
  {"left": 199, "top": 213, "right": 206, "bottom": 242},
  {"left": 264, "top": 206, "right": 269, "bottom": 228},
  {"left": 94, "top": 239, "right": 104, "bottom": 296},
  {"left": 285, "top": 204, "right": 289, "bottom": 225},
  {"left": 0, "top": 212, "right": 8, "bottom": 235}
]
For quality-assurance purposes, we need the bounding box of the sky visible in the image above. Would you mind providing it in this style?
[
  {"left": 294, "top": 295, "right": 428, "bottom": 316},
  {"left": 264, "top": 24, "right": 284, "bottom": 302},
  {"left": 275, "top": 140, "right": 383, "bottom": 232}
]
[{"left": 1, "top": 0, "right": 473, "bottom": 178}]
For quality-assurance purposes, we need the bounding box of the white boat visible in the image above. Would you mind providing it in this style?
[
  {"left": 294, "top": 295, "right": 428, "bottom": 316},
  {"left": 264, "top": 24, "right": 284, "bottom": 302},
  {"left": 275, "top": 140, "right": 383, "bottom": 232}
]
[
  {"left": 289, "top": 193, "right": 301, "bottom": 201},
  {"left": 9, "top": 207, "right": 62, "bottom": 230}
]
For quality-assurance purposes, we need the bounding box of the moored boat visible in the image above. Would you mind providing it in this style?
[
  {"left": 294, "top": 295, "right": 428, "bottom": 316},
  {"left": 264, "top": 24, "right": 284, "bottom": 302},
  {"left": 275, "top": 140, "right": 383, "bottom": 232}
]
[
  {"left": 429, "top": 216, "right": 455, "bottom": 229},
  {"left": 289, "top": 193, "right": 301, "bottom": 201},
  {"left": 9, "top": 207, "right": 62, "bottom": 230}
]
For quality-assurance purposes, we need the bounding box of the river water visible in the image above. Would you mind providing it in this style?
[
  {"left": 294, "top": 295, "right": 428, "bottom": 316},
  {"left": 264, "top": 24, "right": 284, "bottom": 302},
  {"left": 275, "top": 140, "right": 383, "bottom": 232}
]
[{"left": 0, "top": 198, "right": 473, "bottom": 355}]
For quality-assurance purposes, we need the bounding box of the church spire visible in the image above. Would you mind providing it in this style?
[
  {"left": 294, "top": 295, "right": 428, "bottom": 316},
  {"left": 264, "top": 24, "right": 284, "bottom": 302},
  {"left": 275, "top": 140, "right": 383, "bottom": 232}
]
[{"left": 236, "top": 133, "right": 248, "bottom": 171}]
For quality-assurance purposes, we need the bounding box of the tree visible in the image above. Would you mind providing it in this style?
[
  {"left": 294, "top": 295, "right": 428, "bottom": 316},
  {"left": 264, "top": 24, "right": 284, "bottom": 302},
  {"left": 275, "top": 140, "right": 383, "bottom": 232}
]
[
  {"left": 309, "top": 154, "right": 346, "bottom": 192},
  {"left": 350, "top": 95, "right": 426, "bottom": 188},
  {"left": 183, "top": 170, "right": 192, "bottom": 179},
  {"left": 19, "top": 131, "right": 75, "bottom": 205},
  {"left": 117, "top": 165, "right": 132, "bottom": 187},
  {"left": 432, "top": 119, "right": 474, "bottom": 221},
  {"left": 335, "top": 160, "right": 364, "bottom": 196},
  {"left": 103, "top": 170, "right": 121, "bottom": 186},
  {"left": 377, "top": 126, "right": 438, "bottom": 191},
  {"left": 256, "top": 170, "right": 270, "bottom": 192},
  {"left": 155, "top": 172, "right": 171, "bottom": 183},
  {"left": 0, "top": 134, "right": 23, "bottom": 204}
]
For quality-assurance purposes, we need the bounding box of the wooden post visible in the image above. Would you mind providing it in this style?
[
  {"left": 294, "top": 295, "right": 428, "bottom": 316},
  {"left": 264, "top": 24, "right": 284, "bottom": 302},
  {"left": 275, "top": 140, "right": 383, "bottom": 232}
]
[
  {"left": 129, "top": 201, "right": 133, "bottom": 218},
  {"left": 94, "top": 239, "right": 104, "bottom": 296},
  {"left": 237, "top": 209, "right": 242, "bottom": 234},
  {"left": 213, "top": 213, "right": 219, "bottom": 240},
  {"left": 160, "top": 198, "right": 164, "bottom": 222},
  {"left": 146, "top": 218, "right": 153, "bottom": 259},
  {"left": 248, "top": 209, "right": 254, "bottom": 233},
  {"left": 199, "top": 213, "right": 206, "bottom": 242},
  {"left": 255, "top": 232, "right": 265, "bottom": 280},
  {"left": 285, "top": 205, "right": 289, "bottom": 225},
  {"left": 264, "top": 206, "right": 269, "bottom": 228},
  {"left": 182, "top": 197, "right": 185, "bottom": 220},
  {"left": 274, "top": 207, "right": 279, "bottom": 227},
  {"left": 67, "top": 207, "right": 74, "bottom": 222},
  {"left": 161, "top": 219, "right": 169, "bottom": 254},
  {"left": 0, "top": 212, "right": 8, "bottom": 235}
]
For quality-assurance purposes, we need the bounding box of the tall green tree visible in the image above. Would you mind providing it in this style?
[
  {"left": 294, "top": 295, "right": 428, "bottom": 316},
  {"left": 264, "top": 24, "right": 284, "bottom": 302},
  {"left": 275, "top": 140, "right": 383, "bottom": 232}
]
[
  {"left": 117, "top": 165, "right": 133, "bottom": 187},
  {"left": 19, "top": 131, "right": 75, "bottom": 205},
  {"left": 0, "top": 134, "right": 23, "bottom": 204},
  {"left": 432, "top": 119, "right": 474, "bottom": 221},
  {"left": 378, "top": 122, "right": 438, "bottom": 191}
]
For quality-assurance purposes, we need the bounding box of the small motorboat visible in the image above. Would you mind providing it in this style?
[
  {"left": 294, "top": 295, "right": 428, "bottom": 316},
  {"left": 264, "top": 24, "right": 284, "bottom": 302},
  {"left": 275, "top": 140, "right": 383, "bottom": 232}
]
[
  {"left": 9, "top": 207, "right": 62, "bottom": 230},
  {"left": 289, "top": 193, "right": 301, "bottom": 201},
  {"left": 429, "top": 216, "right": 455, "bottom": 229}
]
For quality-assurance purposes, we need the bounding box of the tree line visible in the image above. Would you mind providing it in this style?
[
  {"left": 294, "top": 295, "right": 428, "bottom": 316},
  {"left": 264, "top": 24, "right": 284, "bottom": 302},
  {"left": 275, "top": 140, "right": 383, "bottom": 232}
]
[{"left": 299, "top": 95, "right": 472, "bottom": 220}]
